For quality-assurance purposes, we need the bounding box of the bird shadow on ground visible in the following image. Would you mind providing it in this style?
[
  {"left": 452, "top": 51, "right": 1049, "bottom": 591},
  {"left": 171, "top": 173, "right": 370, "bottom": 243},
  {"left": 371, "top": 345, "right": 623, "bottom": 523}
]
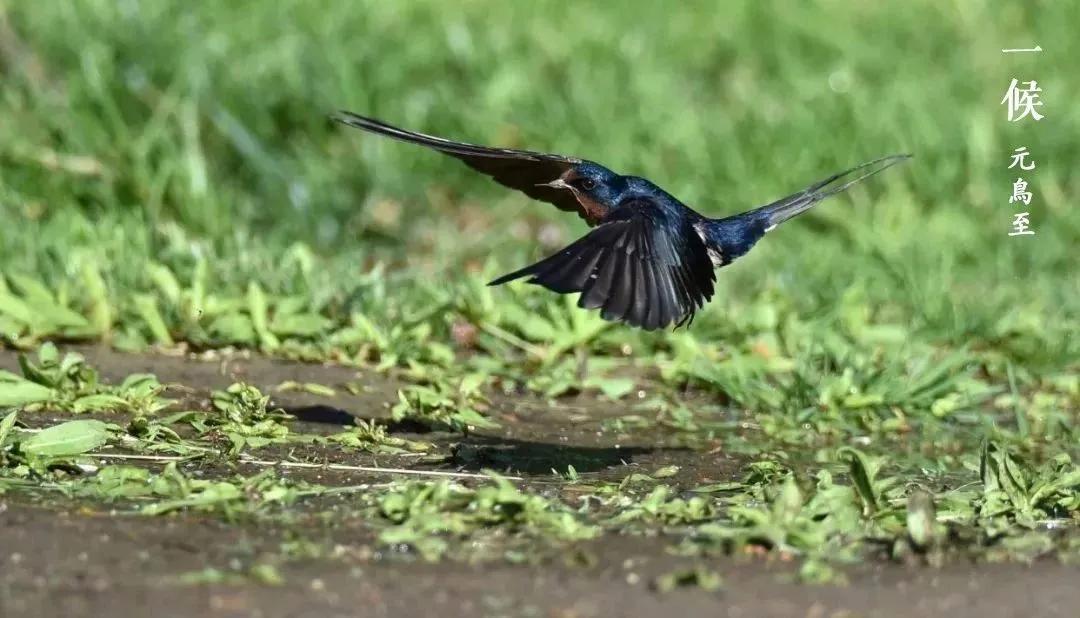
[
  {"left": 446, "top": 435, "right": 662, "bottom": 476},
  {"left": 285, "top": 404, "right": 358, "bottom": 426},
  {"left": 284, "top": 404, "right": 678, "bottom": 476}
]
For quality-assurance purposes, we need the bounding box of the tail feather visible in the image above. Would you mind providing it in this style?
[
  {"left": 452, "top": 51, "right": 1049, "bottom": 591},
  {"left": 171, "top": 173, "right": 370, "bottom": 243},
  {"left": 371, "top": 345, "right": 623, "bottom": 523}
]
[{"left": 752, "top": 154, "right": 911, "bottom": 228}]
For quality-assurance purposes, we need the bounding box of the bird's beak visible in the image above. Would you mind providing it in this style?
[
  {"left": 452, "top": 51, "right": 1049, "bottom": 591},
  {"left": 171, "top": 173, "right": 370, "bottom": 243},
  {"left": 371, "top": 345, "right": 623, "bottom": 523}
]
[{"left": 535, "top": 178, "right": 571, "bottom": 190}]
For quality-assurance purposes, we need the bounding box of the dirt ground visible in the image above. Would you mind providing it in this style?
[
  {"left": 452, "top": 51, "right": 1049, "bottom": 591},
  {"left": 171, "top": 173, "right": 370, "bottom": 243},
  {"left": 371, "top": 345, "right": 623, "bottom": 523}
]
[
  {"left": 1, "top": 348, "right": 1078, "bottom": 618},
  {"left": 5, "top": 501, "right": 1079, "bottom": 618}
]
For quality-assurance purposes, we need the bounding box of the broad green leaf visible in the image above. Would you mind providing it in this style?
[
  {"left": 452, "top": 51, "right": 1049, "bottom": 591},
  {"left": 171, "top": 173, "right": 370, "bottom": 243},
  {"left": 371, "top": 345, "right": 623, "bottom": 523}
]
[
  {"left": 38, "top": 342, "right": 60, "bottom": 366},
  {"left": 269, "top": 312, "right": 330, "bottom": 337},
  {"left": 142, "top": 481, "right": 242, "bottom": 516},
  {"left": 80, "top": 262, "right": 112, "bottom": 336},
  {"left": 119, "top": 373, "right": 162, "bottom": 392},
  {"left": 773, "top": 476, "right": 803, "bottom": 522},
  {"left": 653, "top": 465, "right": 680, "bottom": 478},
  {"left": 7, "top": 274, "right": 89, "bottom": 329},
  {"left": 146, "top": 262, "right": 182, "bottom": 305},
  {"left": 0, "top": 291, "right": 38, "bottom": 326},
  {"left": 71, "top": 393, "right": 130, "bottom": 413},
  {"left": 0, "top": 371, "right": 54, "bottom": 407},
  {"left": 691, "top": 482, "right": 744, "bottom": 493},
  {"left": 82, "top": 465, "right": 154, "bottom": 500},
  {"left": 20, "top": 419, "right": 112, "bottom": 456},
  {"left": 247, "top": 282, "right": 279, "bottom": 350},
  {"left": 209, "top": 313, "right": 256, "bottom": 343},
  {"left": 133, "top": 294, "right": 174, "bottom": 345},
  {"left": 276, "top": 381, "right": 336, "bottom": 397},
  {"left": 7, "top": 274, "right": 59, "bottom": 308},
  {"left": 454, "top": 408, "right": 500, "bottom": 430},
  {"left": 838, "top": 446, "right": 879, "bottom": 514},
  {"left": 273, "top": 296, "right": 308, "bottom": 317},
  {"left": 906, "top": 489, "right": 937, "bottom": 550},
  {"left": 459, "top": 373, "right": 485, "bottom": 395},
  {"left": 0, "top": 314, "right": 23, "bottom": 340},
  {"left": 586, "top": 376, "right": 635, "bottom": 400},
  {"left": 0, "top": 410, "right": 17, "bottom": 447}
]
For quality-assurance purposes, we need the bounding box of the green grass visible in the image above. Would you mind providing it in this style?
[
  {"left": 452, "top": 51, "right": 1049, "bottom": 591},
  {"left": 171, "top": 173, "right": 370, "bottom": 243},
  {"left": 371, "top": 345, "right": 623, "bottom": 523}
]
[
  {"left": 0, "top": 344, "right": 1077, "bottom": 577},
  {"left": 1, "top": 0, "right": 1078, "bottom": 578},
  {"left": 2, "top": 1, "right": 1077, "bottom": 362}
]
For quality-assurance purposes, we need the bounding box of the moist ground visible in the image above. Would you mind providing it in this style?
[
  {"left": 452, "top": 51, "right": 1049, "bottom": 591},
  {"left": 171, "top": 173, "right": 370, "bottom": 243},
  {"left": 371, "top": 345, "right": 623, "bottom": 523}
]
[{"left": 1, "top": 348, "right": 1077, "bottom": 618}]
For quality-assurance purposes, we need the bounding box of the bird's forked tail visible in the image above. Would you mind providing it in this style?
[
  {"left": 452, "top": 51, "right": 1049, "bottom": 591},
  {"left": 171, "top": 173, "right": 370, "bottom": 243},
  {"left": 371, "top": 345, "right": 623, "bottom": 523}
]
[{"left": 750, "top": 154, "right": 911, "bottom": 229}]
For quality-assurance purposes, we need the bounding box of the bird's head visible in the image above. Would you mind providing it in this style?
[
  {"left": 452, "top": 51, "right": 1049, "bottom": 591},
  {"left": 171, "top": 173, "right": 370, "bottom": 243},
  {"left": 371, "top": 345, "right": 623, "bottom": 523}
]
[{"left": 538, "top": 162, "right": 626, "bottom": 207}]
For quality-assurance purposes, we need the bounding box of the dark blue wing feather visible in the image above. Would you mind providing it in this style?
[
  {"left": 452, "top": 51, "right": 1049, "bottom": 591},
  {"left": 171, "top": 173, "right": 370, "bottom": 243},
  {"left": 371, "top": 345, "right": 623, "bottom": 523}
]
[{"left": 489, "top": 197, "right": 716, "bottom": 330}]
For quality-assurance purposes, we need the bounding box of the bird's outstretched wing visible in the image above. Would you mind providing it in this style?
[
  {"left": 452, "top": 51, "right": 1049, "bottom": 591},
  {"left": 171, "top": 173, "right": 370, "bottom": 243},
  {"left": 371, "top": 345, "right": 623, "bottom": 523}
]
[
  {"left": 490, "top": 198, "right": 716, "bottom": 330},
  {"left": 332, "top": 111, "right": 597, "bottom": 222}
]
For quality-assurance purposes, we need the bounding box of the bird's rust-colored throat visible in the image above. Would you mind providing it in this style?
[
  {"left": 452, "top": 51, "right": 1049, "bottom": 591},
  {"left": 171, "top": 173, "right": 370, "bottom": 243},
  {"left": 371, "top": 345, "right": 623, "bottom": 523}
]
[{"left": 558, "top": 169, "right": 608, "bottom": 224}]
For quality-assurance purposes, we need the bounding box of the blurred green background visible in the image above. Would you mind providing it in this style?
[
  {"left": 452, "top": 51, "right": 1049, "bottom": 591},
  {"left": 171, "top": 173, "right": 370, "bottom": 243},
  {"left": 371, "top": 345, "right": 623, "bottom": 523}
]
[{"left": 0, "top": 0, "right": 1076, "bottom": 370}]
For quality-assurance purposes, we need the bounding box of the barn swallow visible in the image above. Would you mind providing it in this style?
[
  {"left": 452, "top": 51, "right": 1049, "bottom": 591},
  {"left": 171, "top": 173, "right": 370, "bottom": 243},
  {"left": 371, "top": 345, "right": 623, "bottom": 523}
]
[{"left": 333, "top": 111, "right": 909, "bottom": 331}]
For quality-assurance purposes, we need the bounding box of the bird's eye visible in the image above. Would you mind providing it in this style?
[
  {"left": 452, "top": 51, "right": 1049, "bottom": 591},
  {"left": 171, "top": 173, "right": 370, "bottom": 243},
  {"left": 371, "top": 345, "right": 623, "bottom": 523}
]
[{"left": 579, "top": 178, "right": 597, "bottom": 191}]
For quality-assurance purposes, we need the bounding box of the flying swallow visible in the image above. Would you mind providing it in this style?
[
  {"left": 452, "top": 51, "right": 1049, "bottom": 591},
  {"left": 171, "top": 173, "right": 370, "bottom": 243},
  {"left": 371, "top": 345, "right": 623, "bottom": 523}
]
[{"left": 333, "top": 111, "right": 909, "bottom": 331}]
